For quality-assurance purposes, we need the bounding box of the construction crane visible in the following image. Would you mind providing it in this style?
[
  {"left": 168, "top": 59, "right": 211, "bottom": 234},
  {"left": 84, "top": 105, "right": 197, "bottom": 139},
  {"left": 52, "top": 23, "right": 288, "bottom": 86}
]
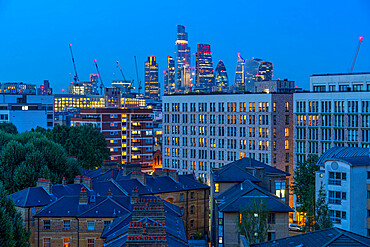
[
  {"left": 116, "top": 61, "right": 134, "bottom": 90},
  {"left": 69, "top": 44, "right": 79, "bottom": 84},
  {"left": 94, "top": 59, "right": 105, "bottom": 95},
  {"left": 134, "top": 56, "right": 142, "bottom": 95},
  {"left": 350, "top": 36, "right": 364, "bottom": 73}
]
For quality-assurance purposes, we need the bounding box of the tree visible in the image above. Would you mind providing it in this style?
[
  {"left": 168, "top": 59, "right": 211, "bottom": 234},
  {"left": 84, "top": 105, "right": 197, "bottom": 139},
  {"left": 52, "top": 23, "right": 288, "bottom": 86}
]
[
  {"left": 0, "top": 122, "right": 18, "bottom": 134},
  {"left": 315, "top": 183, "right": 333, "bottom": 230},
  {"left": 292, "top": 155, "right": 319, "bottom": 231},
  {"left": 48, "top": 125, "right": 110, "bottom": 170},
  {"left": 0, "top": 183, "right": 30, "bottom": 247},
  {"left": 237, "top": 199, "right": 270, "bottom": 244}
]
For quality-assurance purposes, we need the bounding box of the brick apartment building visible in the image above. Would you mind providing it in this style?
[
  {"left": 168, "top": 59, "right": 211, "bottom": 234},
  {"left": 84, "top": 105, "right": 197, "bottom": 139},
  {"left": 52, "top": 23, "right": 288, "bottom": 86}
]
[{"left": 71, "top": 108, "right": 154, "bottom": 169}]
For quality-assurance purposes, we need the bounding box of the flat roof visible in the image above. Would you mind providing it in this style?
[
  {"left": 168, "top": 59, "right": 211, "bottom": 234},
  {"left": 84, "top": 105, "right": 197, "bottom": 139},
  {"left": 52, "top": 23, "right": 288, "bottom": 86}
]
[{"left": 311, "top": 72, "right": 370, "bottom": 77}]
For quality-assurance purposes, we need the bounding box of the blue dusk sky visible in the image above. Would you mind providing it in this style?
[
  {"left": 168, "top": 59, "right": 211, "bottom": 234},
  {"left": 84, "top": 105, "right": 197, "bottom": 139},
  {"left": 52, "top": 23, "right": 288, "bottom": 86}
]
[{"left": 0, "top": 0, "right": 369, "bottom": 94}]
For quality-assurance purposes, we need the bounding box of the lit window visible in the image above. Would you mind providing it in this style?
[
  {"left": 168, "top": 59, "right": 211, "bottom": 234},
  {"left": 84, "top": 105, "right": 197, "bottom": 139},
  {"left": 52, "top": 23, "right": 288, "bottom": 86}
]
[
  {"left": 63, "top": 238, "right": 70, "bottom": 247},
  {"left": 285, "top": 102, "right": 289, "bottom": 112},
  {"left": 215, "top": 183, "right": 219, "bottom": 193},
  {"left": 285, "top": 128, "right": 289, "bottom": 137},
  {"left": 285, "top": 140, "right": 289, "bottom": 150}
]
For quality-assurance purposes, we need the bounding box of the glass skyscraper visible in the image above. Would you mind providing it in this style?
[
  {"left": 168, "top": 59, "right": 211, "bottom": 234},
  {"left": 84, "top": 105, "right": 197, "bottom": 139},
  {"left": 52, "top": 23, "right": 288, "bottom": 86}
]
[
  {"left": 195, "top": 44, "right": 214, "bottom": 92},
  {"left": 245, "top": 58, "right": 274, "bottom": 92},
  {"left": 164, "top": 56, "right": 175, "bottom": 95},
  {"left": 214, "top": 60, "right": 228, "bottom": 92},
  {"left": 234, "top": 53, "right": 245, "bottom": 92},
  {"left": 257, "top": 61, "right": 273, "bottom": 81},
  {"left": 144, "top": 56, "right": 160, "bottom": 101},
  {"left": 176, "top": 25, "right": 191, "bottom": 92}
]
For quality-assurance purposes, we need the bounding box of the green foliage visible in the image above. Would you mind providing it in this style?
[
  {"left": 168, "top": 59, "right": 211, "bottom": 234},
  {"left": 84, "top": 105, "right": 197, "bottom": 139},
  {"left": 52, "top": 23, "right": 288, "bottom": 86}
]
[
  {"left": 0, "top": 131, "right": 80, "bottom": 194},
  {"left": 237, "top": 199, "right": 270, "bottom": 244},
  {"left": 47, "top": 124, "right": 110, "bottom": 170},
  {"left": 0, "top": 122, "right": 18, "bottom": 134},
  {"left": 292, "top": 155, "right": 319, "bottom": 231},
  {"left": 315, "top": 183, "right": 333, "bottom": 230},
  {"left": 0, "top": 183, "right": 30, "bottom": 247}
]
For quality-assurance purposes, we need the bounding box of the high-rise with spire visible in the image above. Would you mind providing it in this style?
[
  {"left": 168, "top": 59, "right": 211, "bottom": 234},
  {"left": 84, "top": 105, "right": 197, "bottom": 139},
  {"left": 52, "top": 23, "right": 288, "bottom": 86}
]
[
  {"left": 195, "top": 44, "right": 214, "bottom": 92},
  {"left": 144, "top": 56, "right": 160, "bottom": 101},
  {"left": 234, "top": 53, "right": 245, "bottom": 92},
  {"left": 164, "top": 56, "right": 175, "bottom": 94},
  {"left": 214, "top": 60, "right": 228, "bottom": 92},
  {"left": 175, "top": 25, "right": 191, "bottom": 93}
]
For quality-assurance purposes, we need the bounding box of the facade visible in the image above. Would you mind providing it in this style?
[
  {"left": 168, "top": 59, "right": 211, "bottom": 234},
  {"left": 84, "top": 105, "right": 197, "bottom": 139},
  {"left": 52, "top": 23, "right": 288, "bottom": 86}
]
[
  {"left": 54, "top": 94, "right": 105, "bottom": 113},
  {"left": 176, "top": 25, "right": 191, "bottom": 92},
  {"left": 214, "top": 60, "right": 228, "bottom": 92},
  {"left": 254, "top": 79, "right": 296, "bottom": 93},
  {"left": 257, "top": 61, "right": 273, "bottom": 81},
  {"left": 104, "top": 87, "right": 121, "bottom": 108},
  {"left": 0, "top": 82, "right": 37, "bottom": 94},
  {"left": 162, "top": 93, "right": 294, "bottom": 184},
  {"left": 244, "top": 58, "right": 260, "bottom": 92},
  {"left": 164, "top": 56, "right": 176, "bottom": 94},
  {"left": 213, "top": 180, "right": 292, "bottom": 247},
  {"left": 315, "top": 147, "right": 370, "bottom": 237},
  {"left": 37, "top": 80, "right": 53, "bottom": 95},
  {"left": 144, "top": 56, "right": 160, "bottom": 101},
  {"left": 293, "top": 73, "right": 370, "bottom": 164},
  {"left": 195, "top": 44, "right": 214, "bottom": 92},
  {"left": 71, "top": 108, "right": 154, "bottom": 169},
  {"left": 112, "top": 80, "right": 132, "bottom": 94},
  {"left": 234, "top": 53, "right": 245, "bottom": 92},
  {"left": 0, "top": 94, "right": 54, "bottom": 132}
]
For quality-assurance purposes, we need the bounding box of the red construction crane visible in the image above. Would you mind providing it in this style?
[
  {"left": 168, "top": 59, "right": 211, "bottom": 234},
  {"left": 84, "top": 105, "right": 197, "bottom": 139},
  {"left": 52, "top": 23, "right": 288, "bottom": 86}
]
[{"left": 350, "top": 36, "right": 364, "bottom": 73}]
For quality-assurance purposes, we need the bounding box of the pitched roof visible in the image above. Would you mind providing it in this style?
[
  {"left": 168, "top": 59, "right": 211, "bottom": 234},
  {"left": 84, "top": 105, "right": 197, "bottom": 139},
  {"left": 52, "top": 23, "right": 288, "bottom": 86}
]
[
  {"left": 215, "top": 180, "right": 293, "bottom": 213},
  {"left": 317, "top": 146, "right": 370, "bottom": 167},
  {"left": 251, "top": 227, "right": 370, "bottom": 247},
  {"left": 52, "top": 183, "right": 95, "bottom": 198},
  {"left": 92, "top": 180, "right": 128, "bottom": 197},
  {"left": 10, "top": 187, "right": 56, "bottom": 208},
  {"left": 213, "top": 158, "right": 287, "bottom": 183}
]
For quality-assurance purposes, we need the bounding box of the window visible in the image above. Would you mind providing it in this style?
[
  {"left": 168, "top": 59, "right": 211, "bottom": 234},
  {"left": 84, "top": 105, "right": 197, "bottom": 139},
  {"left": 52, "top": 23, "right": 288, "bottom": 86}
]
[
  {"left": 43, "top": 238, "right": 51, "bottom": 247},
  {"left": 368, "top": 171, "right": 370, "bottom": 179},
  {"left": 104, "top": 220, "right": 111, "bottom": 227},
  {"left": 191, "top": 205, "right": 195, "bottom": 214},
  {"left": 63, "top": 238, "right": 70, "bottom": 247},
  {"left": 215, "top": 183, "right": 219, "bottom": 193},
  {"left": 275, "top": 182, "right": 286, "bottom": 201},
  {"left": 180, "top": 193, "right": 184, "bottom": 201},
  {"left": 285, "top": 128, "right": 289, "bottom": 137},
  {"left": 368, "top": 190, "right": 370, "bottom": 199},
  {"left": 268, "top": 232, "right": 276, "bottom": 241},
  {"left": 285, "top": 102, "right": 289, "bottom": 112},
  {"left": 43, "top": 220, "right": 51, "bottom": 230},
  {"left": 63, "top": 220, "right": 71, "bottom": 230},
  {"left": 268, "top": 213, "right": 275, "bottom": 224},
  {"left": 191, "top": 220, "right": 195, "bottom": 228},
  {"left": 87, "top": 221, "right": 95, "bottom": 231},
  {"left": 285, "top": 140, "right": 289, "bottom": 150},
  {"left": 191, "top": 192, "right": 195, "bottom": 199},
  {"left": 329, "top": 172, "right": 346, "bottom": 185},
  {"left": 88, "top": 239, "right": 95, "bottom": 247}
]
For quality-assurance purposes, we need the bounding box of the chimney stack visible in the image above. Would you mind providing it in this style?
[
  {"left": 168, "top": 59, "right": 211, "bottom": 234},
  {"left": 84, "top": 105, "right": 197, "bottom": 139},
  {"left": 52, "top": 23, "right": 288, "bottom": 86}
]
[
  {"left": 62, "top": 177, "right": 67, "bottom": 185},
  {"left": 131, "top": 187, "right": 139, "bottom": 203},
  {"left": 162, "top": 169, "right": 179, "bottom": 182},
  {"left": 79, "top": 187, "right": 88, "bottom": 204},
  {"left": 108, "top": 188, "right": 112, "bottom": 197},
  {"left": 74, "top": 175, "right": 92, "bottom": 190},
  {"left": 131, "top": 171, "right": 146, "bottom": 185},
  {"left": 37, "top": 178, "right": 52, "bottom": 194}
]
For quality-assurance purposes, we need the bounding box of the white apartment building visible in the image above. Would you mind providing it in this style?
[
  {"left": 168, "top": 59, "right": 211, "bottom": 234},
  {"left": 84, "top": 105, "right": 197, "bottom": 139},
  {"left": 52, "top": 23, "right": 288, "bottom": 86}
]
[
  {"left": 162, "top": 93, "right": 293, "bottom": 183},
  {"left": 316, "top": 146, "right": 370, "bottom": 237},
  {"left": 294, "top": 73, "right": 370, "bottom": 164}
]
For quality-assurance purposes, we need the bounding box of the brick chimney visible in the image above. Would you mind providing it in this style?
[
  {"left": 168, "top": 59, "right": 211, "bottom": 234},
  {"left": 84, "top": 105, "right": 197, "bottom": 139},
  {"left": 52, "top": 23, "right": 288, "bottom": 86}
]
[
  {"left": 131, "top": 187, "right": 139, "bottom": 203},
  {"left": 74, "top": 175, "right": 92, "bottom": 190},
  {"left": 108, "top": 188, "right": 112, "bottom": 197},
  {"left": 62, "top": 177, "right": 67, "bottom": 185},
  {"left": 37, "top": 178, "right": 52, "bottom": 194},
  {"left": 131, "top": 171, "right": 146, "bottom": 185},
  {"left": 122, "top": 163, "right": 142, "bottom": 175},
  {"left": 79, "top": 187, "right": 88, "bottom": 204},
  {"left": 101, "top": 161, "right": 119, "bottom": 173},
  {"left": 162, "top": 169, "right": 178, "bottom": 182}
]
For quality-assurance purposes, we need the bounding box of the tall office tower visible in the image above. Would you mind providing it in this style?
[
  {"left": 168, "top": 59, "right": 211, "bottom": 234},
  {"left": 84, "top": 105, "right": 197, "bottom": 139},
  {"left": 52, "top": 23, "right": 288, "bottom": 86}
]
[
  {"left": 144, "top": 56, "right": 160, "bottom": 101},
  {"left": 176, "top": 25, "right": 191, "bottom": 92},
  {"left": 164, "top": 56, "right": 175, "bottom": 94},
  {"left": 214, "top": 60, "right": 228, "bottom": 92},
  {"left": 90, "top": 74, "right": 100, "bottom": 94},
  {"left": 234, "top": 53, "right": 245, "bottom": 92},
  {"left": 258, "top": 61, "right": 273, "bottom": 81},
  {"left": 181, "top": 63, "right": 192, "bottom": 92},
  {"left": 244, "top": 58, "right": 261, "bottom": 92},
  {"left": 195, "top": 44, "right": 215, "bottom": 92}
]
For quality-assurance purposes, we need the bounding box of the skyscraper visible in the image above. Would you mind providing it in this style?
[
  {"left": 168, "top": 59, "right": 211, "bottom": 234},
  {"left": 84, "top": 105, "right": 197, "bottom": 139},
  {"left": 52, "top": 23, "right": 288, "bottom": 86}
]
[
  {"left": 164, "top": 56, "right": 175, "bottom": 95},
  {"left": 257, "top": 61, "right": 273, "bottom": 81},
  {"left": 195, "top": 44, "right": 214, "bottom": 92},
  {"left": 234, "top": 53, "right": 245, "bottom": 92},
  {"left": 175, "top": 25, "right": 191, "bottom": 92},
  {"left": 144, "top": 56, "right": 160, "bottom": 101},
  {"left": 214, "top": 60, "right": 228, "bottom": 92}
]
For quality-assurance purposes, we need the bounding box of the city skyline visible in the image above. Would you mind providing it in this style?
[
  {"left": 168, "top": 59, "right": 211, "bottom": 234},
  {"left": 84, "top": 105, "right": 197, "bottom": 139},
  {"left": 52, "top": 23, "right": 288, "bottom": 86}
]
[{"left": 0, "top": 0, "right": 369, "bottom": 94}]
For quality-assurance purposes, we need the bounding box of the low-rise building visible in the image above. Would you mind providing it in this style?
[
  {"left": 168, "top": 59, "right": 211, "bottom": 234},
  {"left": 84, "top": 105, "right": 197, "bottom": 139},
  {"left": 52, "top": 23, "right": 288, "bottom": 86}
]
[{"left": 316, "top": 146, "right": 370, "bottom": 237}]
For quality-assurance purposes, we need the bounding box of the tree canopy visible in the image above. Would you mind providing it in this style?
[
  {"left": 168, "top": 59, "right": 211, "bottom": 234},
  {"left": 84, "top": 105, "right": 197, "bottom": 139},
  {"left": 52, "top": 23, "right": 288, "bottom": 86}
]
[
  {"left": 0, "top": 183, "right": 30, "bottom": 247},
  {"left": 0, "top": 122, "right": 18, "bottom": 134}
]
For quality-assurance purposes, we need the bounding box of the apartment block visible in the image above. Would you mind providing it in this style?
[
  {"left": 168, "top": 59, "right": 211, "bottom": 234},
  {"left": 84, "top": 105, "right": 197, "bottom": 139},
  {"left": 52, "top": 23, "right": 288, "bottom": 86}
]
[
  {"left": 0, "top": 94, "right": 54, "bottom": 132},
  {"left": 293, "top": 73, "right": 370, "bottom": 164},
  {"left": 316, "top": 147, "right": 370, "bottom": 237},
  {"left": 162, "top": 93, "right": 293, "bottom": 183},
  {"left": 71, "top": 108, "right": 154, "bottom": 169}
]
